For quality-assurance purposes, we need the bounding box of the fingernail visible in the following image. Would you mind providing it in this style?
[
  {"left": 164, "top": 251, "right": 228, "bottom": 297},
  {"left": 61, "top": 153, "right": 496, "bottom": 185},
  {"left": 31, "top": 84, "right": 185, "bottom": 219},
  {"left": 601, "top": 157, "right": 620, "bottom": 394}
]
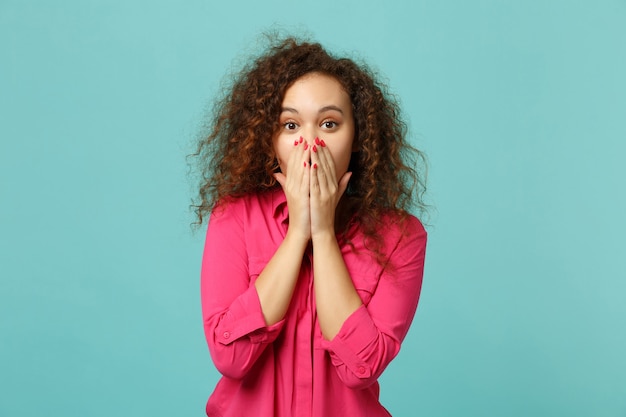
[
  {"left": 303, "top": 161, "right": 307, "bottom": 167},
  {"left": 294, "top": 140, "right": 298, "bottom": 146},
  {"left": 304, "top": 143, "right": 308, "bottom": 150},
  {"left": 313, "top": 163, "right": 317, "bottom": 169},
  {"left": 320, "top": 139, "right": 326, "bottom": 147},
  {"left": 312, "top": 145, "right": 317, "bottom": 153},
  {"left": 299, "top": 136, "right": 303, "bottom": 143},
  {"left": 315, "top": 137, "right": 321, "bottom": 145}
]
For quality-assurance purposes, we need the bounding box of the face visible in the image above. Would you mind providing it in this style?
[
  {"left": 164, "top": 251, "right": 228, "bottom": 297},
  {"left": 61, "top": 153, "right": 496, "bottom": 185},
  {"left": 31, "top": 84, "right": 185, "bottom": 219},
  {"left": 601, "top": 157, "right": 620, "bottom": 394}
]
[{"left": 274, "top": 73, "right": 355, "bottom": 179}]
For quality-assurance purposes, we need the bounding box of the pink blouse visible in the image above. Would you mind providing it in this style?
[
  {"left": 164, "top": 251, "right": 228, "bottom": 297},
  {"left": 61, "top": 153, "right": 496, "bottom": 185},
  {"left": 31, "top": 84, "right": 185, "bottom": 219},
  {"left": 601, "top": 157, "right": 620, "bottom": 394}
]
[{"left": 201, "top": 188, "right": 427, "bottom": 417}]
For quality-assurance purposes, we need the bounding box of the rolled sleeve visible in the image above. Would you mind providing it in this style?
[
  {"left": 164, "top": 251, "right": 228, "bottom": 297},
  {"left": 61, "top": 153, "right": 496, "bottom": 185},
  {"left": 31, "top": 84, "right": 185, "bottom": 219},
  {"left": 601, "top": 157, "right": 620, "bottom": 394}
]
[
  {"left": 320, "top": 215, "right": 427, "bottom": 389},
  {"left": 321, "top": 306, "right": 376, "bottom": 380},
  {"left": 214, "top": 284, "right": 285, "bottom": 345},
  {"left": 202, "top": 199, "right": 285, "bottom": 379},
  {"left": 205, "top": 274, "right": 285, "bottom": 380}
]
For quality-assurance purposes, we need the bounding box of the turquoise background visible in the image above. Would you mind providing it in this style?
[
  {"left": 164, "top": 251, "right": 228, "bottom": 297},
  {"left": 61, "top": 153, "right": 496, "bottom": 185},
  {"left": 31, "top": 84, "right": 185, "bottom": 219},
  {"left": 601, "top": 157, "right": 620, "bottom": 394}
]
[{"left": 1, "top": 0, "right": 625, "bottom": 416}]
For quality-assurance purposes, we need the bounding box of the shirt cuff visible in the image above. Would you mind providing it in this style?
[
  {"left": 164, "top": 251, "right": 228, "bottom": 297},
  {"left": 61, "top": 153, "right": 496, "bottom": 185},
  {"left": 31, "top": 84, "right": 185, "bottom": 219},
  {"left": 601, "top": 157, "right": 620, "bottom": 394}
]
[
  {"left": 215, "top": 284, "right": 285, "bottom": 345},
  {"left": 320, "top": 305, "right": 376, "bottom": 379}
]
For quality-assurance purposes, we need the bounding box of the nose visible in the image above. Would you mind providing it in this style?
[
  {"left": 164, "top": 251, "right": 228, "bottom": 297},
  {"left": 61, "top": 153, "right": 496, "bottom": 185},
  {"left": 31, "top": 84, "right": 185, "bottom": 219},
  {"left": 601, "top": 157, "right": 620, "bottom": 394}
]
[
  {"left": 301, "top": 126, "right": 317, "bottom": 147},
  {"left": 302, "top": 134, "right": 313, "bottom": 147},
  {"left": 304, "top": 134, "right": 319, "bottom": 149}
]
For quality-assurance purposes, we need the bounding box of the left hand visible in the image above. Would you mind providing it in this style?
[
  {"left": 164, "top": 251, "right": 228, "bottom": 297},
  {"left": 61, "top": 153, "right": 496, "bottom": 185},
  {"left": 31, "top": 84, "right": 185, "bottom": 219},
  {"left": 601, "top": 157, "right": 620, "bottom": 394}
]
[{"left": 309, "top": 138, "right": 352, "bottom": 238}]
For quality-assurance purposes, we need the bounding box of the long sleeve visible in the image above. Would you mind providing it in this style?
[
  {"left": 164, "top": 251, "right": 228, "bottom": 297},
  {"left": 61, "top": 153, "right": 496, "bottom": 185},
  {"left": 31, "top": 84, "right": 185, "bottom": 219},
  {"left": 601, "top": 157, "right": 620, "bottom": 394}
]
[
  {"left": 319, "top": 215, "right": 427, "bottom": 389},
  {"left": 201, "top": 200, "right": 285, "bottom": 380},
  {"left": 202, "top": 190, "right": 424, "bottom": 417}
]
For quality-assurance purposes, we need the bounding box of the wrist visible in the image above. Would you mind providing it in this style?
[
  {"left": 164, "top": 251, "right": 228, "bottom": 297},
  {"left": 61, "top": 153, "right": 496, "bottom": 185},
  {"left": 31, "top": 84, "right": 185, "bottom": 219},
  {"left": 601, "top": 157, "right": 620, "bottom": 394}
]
[
  {"left": 285, "top": 228, "right": 311, "bottom": 248},
  {"left": 311, "top": 229, "right": 337, "bottom": 245}
]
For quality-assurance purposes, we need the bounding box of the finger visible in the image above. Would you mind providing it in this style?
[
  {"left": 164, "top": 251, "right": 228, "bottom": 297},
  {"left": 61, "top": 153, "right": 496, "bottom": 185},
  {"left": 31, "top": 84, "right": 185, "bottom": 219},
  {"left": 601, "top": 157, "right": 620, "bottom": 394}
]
[
  {"left": 310, "top": 148, "right": 321, "bottom": 196},
  {"left": 286, "top": 137, "right": 305, "bottom": 184},
  {"left": 273, "top": 172, "right": 287, "bottom": 189},
  {"left": 289, "top": 137, "right": 304, "bottom": 165},
  {"left": 316, "top": 139, "right": 337, "bottom": 185},
  {"left": 310, "top": 143, "right": 327, "bottom": 192},
  {"left": 301, "top": 146, "right": 310, "bottom": 194}
]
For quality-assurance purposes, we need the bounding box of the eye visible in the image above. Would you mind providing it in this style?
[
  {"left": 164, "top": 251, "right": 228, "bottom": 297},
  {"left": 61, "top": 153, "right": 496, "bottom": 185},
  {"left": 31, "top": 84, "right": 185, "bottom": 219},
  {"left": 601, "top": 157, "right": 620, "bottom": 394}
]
[
  {"left": 284, "top": 121, "right": 298, "bottom": 130},
  {"left": 322, "top": 120, "right": 338, "bottom": 129}
]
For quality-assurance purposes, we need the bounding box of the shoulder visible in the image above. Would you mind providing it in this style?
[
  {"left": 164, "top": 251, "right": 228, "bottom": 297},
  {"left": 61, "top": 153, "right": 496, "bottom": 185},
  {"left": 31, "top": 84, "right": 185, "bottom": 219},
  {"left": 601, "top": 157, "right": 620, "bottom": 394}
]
[
  {"left": 379, "top": 211, "right": 427, "bottom": 243},
  {"left": 209, "top": 189, "right": 281, "bottom": 225},
  {"left": 377, "top": 211, "right": 427, "bottom": 266}
]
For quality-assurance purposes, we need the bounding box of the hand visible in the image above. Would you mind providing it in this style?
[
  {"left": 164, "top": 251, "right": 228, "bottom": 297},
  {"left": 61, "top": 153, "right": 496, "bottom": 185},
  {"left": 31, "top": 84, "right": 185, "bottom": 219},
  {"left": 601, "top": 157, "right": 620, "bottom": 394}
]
[
  {"left": 309, "top": 138, "right": 352, "bottom": 238},
  {"left": 273, "top": 138, "right": 312, "bottom": 241}
]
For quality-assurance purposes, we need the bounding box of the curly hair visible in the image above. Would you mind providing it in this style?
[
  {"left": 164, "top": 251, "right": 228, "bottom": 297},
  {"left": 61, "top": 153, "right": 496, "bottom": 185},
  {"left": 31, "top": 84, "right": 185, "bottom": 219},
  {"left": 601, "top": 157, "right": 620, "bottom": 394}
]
[{"left": 191, "top": 36, "right": 427, "bottom": 264}]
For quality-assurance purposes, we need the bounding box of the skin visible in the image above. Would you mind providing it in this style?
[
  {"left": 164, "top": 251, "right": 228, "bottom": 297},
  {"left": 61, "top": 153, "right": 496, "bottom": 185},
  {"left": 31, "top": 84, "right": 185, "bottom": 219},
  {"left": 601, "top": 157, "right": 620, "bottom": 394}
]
[{"left": 254, "top": 73, "right": 363, "bottom": 340}]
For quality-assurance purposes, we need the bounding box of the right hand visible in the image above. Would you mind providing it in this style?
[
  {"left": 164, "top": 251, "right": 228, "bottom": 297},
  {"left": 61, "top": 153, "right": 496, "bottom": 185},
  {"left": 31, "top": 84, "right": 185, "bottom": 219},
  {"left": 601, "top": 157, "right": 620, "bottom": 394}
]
[{"left": 273, "top": 139, "right": 311, "bottom": 242}]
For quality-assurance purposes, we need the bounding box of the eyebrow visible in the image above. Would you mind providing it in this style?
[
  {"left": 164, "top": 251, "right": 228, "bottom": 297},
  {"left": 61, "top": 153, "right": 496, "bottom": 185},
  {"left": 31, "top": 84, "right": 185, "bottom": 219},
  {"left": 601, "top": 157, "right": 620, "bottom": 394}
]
[
  {"left": 319, "top": 105, "right": 344, "bottom": 115},
  {"left": 280, "top": 105, "right": 344, "bottom": 115}
]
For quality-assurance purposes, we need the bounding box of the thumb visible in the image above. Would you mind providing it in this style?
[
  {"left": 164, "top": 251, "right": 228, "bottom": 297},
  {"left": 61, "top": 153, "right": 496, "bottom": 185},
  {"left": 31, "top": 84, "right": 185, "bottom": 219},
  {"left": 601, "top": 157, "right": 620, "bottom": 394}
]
[
  {"left": 273, "top": 172, "right": 287, "bottom": 189},
  {"left": 337, "top": 171, "right": 352, "bottom": 198}
]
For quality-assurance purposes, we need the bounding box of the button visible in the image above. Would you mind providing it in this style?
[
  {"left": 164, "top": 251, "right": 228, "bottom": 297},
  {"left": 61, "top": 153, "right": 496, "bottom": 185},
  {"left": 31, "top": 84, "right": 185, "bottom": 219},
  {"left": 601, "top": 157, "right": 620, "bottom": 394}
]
[
  {"left": 223, "top": 331, "right": 230, "bottom": 339},
  {"left": 357, "top": 366, "right": 366, "bottom": 374}
]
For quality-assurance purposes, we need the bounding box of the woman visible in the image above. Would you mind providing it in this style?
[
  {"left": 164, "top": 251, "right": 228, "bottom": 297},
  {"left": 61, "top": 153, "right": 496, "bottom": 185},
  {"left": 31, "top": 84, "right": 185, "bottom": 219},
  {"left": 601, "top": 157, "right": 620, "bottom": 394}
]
[{"left": 193, "top": 37, "right": 427, "bottom": 417}]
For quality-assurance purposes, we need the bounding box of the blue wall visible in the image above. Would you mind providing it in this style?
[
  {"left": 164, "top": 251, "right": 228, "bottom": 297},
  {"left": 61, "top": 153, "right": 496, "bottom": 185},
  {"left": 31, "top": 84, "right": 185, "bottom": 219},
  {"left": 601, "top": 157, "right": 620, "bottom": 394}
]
[{"left": 1, "top": 1, "right": 625, "bottom": 415}]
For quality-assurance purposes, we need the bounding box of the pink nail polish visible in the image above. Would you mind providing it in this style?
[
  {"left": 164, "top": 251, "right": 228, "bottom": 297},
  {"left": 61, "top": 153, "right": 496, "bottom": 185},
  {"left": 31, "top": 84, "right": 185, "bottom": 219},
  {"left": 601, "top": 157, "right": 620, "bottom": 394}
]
[
  {"left": 313, "top": 163, "right": 317, "bottom": 169},
  {"left": 299, "top": 136, "right": 303, "bottom": 143},
  {"left": 304, "top": 143, "right": 308, "bottom": 150},
  {"left": 315, "top": 137, "right": 321, "bottom": 146},
  {"left": 303, "top": 161, "right": 307, "bottom": 167},
  {"left": 312, "top": 145, "right": 317, "bottom": 153},
  {"left": 320, "top": 139, "right": 326, "bottom": 147},
  {"left": 294, "top": 140, "right": 298, "bottom": 146}
]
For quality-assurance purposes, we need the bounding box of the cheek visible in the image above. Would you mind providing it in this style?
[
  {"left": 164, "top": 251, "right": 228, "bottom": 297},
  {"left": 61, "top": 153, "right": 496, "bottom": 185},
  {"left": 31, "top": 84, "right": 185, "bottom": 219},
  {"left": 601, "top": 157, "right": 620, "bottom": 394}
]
[
  {"left": 273, "top": 139, "right": 293, "bottom": 171},
  {"left": 327, "top": 144, "right": 353, "bottom": 176}
]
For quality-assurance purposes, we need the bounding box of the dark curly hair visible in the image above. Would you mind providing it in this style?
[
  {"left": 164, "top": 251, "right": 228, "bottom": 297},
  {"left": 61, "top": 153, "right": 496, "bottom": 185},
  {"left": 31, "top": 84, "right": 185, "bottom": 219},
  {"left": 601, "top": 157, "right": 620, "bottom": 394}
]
[{"left": 191, "top": 36, "right": 427, "bottom": 264}]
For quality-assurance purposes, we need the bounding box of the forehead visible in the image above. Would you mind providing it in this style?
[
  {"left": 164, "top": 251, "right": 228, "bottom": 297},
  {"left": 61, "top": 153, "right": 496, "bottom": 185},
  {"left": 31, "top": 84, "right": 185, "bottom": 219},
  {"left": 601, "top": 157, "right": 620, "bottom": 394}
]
[{"left": 282, "top": 73, "right": 351, "bottom": 108}]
